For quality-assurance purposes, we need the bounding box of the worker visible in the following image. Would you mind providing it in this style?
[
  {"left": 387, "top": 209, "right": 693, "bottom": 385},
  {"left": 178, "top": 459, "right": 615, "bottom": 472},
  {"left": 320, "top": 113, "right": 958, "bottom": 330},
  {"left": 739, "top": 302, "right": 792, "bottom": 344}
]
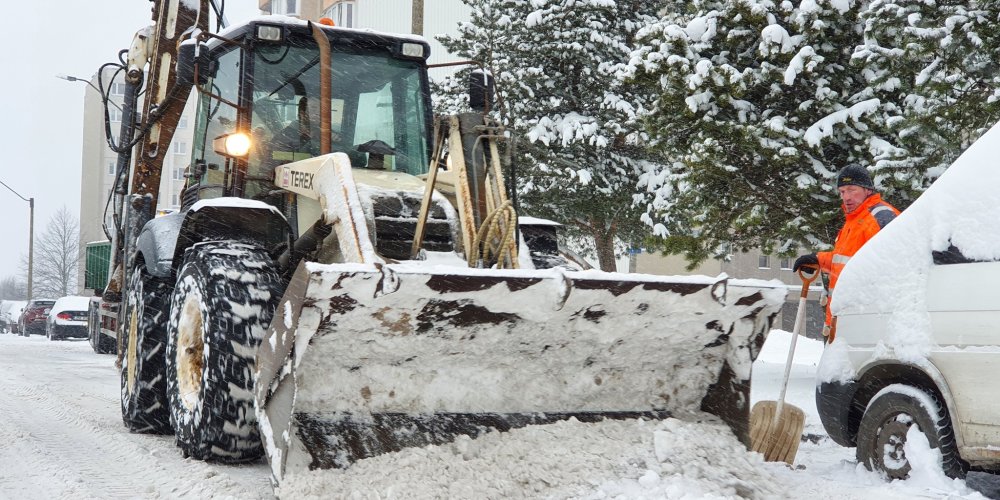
[
  {"left": 273, "top": 97, "right": 314, "bottom": 153},
  {"left": 793, "top": 165, "right": 900, "bottom": 337}
]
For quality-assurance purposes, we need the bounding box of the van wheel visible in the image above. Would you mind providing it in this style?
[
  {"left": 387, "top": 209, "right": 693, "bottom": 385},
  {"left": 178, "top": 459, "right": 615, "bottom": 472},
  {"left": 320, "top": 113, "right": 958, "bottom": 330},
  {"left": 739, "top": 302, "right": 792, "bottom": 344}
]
[
  {"left": 166, "top": 242, "right": 282, "bottom": 462},
  {"left": 856, "top": 384, "right": 966, "bottom": 479},
  {"left": 120, "top": 265, "right": 173, "bottom": 434}
]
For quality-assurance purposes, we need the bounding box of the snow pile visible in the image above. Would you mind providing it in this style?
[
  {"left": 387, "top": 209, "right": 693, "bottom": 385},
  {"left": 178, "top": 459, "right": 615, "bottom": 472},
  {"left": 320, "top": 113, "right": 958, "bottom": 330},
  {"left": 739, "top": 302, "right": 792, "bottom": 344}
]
[
  {"left": 903, "top": 426, "right": 970, "bottom": 493},
  {"left": 590, "top": 418, "right": 786, "bottom": 499},
  {"left": 815, "top": 339, "right": 855, "bottom": 384},
  {"left": 275, "top": 417, "right": 787, "bottom": 499},
  {"left": 4, "top": 330, "right": 998, "bottom": 498}
]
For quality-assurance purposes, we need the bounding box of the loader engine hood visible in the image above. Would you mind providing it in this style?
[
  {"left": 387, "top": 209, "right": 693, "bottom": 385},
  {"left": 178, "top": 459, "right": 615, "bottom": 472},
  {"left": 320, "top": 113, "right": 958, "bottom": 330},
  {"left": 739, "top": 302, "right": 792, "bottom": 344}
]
[{"left": 351, "top": 169, "right": 459, "bottom": 260}]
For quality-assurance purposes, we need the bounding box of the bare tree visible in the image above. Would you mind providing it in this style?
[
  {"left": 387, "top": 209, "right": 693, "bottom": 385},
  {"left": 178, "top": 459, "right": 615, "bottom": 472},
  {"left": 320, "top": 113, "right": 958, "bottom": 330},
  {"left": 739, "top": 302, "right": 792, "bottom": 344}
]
[
  {"left": 33, "top": 206, "right": 80, "bottom": 298},
  {"left": 0, "top": 275, "right": 27, "bottom": 300}
]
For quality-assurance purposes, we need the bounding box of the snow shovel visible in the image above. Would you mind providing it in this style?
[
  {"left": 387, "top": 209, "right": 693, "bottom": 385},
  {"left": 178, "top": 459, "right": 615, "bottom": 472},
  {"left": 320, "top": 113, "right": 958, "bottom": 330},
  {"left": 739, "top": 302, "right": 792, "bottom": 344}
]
[{"left": 749, "top": 266, "right": 818, "bottom": 464}]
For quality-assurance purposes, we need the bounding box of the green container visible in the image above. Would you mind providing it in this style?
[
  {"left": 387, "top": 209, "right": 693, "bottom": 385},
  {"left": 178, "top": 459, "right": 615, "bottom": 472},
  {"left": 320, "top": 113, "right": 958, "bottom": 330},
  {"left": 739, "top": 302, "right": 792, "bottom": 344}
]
[{"left": 85, "top": 240, "right": 112, "bottom": 292}]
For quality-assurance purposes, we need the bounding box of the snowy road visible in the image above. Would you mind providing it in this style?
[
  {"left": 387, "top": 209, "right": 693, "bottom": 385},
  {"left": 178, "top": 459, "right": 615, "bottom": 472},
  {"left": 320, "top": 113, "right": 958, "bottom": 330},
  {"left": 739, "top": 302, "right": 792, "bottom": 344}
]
[
  {"left": 2, "top": 330, "right": 999, "bottom": 499},
  {"left": 0, "top": 334, "right": 272, "bottom": 500}
]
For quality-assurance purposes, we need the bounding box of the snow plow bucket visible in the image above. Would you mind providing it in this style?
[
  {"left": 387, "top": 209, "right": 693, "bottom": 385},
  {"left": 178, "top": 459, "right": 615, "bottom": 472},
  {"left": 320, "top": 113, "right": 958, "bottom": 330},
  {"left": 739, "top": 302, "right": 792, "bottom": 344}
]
[{"left": 254, "top": 262, "right": 785, "bottom": 483}]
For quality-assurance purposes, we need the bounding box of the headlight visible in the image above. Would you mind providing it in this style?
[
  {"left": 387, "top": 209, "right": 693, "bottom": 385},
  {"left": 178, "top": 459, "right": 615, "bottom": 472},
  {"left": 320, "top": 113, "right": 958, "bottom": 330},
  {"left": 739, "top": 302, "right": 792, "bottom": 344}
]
[
  {"left": 212, "top": 132, "right": 252, "bottom": 158},
  {"left": 401, "top": 42, "right": 424, "bottom": 58},
  {"left": 256, "top": 24, "right": 283, "bottom": 42}
]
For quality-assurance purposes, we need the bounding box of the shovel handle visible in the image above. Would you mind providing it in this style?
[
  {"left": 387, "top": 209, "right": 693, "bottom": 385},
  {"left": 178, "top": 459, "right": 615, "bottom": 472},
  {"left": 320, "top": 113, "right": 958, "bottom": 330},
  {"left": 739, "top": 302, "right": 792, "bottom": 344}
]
[
  {"left": 796, "top": 265, "right": 819, "bottom": 298},
  {"left": 774, "top": 264, "right": 819, "bottom": 421}
]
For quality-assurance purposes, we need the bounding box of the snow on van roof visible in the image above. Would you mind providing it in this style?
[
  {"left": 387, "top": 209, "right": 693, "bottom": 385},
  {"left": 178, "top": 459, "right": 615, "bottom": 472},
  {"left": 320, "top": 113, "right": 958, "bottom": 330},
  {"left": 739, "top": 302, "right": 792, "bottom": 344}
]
[{"left": 833, "top": 121, "right": 1000, "bottom": 350}]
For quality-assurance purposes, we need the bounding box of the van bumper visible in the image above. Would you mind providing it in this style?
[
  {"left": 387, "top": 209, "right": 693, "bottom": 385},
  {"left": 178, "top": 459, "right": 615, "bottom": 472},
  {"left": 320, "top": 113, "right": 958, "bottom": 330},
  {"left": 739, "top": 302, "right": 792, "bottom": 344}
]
[{"left": 816, "top": 380, "right": 857, "bottom": 447}]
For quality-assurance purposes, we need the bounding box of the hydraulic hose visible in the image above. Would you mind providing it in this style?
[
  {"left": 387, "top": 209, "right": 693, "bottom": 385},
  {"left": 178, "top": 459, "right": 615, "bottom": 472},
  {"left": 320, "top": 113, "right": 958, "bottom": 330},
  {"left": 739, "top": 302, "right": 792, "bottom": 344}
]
[{"left": 468, "top": 200, "right": 517, "bottom": 269}]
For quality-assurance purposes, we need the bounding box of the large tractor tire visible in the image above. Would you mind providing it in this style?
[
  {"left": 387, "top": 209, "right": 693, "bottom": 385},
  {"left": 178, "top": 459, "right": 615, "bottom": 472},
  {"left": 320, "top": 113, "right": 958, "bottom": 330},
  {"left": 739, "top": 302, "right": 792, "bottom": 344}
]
[
  {"left": 166, "top": 242, "right": 282, "bottom": 462},
  {"left": 120, "top": 265, "right": 173, "bottom": 434}
]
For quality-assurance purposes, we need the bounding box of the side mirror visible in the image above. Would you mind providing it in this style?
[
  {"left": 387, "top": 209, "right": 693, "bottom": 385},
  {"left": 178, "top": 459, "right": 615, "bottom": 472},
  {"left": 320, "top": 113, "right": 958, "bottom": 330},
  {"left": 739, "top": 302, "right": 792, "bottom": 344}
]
[
  {"left": 177, "top": 40, "right": 212, "bottom": 87},
  {"left": 469, "top": 69, "right": 495, "bottom": 112}
]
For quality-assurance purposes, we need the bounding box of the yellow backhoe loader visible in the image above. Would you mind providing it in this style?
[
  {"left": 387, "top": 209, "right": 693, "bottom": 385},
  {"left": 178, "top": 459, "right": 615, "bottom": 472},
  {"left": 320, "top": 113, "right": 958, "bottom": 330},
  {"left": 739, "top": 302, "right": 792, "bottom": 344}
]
[{"left": 95, "top": 0, "right": 786, "bottom": 489}]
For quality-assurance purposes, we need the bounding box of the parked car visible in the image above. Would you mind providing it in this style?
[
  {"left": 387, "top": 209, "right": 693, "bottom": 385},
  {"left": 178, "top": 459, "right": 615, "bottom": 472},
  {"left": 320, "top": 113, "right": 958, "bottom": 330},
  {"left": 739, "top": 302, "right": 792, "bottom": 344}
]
[
  {"left": 18, "top": 299, "right": 56, "bottom": 336},
  {"left": 46, "top": 296, "right": 93, "bottom": 341},
  {"left": 816, "top": 121, "right": 1000, "bottom": 480},
  {"left": 0, "top": 300, "right": 27, "bottom": 333}
]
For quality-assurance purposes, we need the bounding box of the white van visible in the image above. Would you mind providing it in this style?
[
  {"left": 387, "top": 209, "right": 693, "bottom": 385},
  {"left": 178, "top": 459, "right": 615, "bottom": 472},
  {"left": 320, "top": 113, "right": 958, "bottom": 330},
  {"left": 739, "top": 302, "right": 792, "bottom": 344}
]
[{"left": 816, "top": 122, "right": 1000, "bottom": 480}]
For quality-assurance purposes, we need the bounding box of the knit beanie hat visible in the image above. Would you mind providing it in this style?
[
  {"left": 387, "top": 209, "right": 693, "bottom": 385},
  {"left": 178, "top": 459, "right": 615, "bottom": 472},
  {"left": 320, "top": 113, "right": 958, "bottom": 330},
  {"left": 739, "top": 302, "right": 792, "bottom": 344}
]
[{"left": 836, "top": 165, "right": 875, "bottom": 190}]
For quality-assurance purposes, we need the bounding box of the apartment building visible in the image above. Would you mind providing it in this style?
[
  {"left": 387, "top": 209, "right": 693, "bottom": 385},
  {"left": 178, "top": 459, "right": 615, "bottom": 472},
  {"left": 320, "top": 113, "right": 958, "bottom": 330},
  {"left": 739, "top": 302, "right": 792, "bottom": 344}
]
[{"left": 76, "top": 69, "right": 197, "bottom": 293}]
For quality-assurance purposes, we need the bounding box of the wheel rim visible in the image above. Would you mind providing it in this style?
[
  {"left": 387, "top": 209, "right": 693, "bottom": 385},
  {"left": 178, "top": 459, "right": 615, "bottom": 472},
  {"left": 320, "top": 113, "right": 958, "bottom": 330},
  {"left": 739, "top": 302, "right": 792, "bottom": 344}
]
[
  {"left": 176, "top": 295, "right": 205, "bottom": 411},
  {"left": 126, "top": 303, "right": 139, "bottom": 395},
  {"left": 876, "top": 415, "right": 913, "bottom": 479}
]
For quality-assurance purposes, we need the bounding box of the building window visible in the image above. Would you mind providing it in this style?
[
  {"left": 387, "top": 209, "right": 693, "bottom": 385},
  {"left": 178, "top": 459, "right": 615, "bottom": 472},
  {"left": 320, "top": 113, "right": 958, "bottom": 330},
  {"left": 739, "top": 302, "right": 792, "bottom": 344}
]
[
  {"left": 107, "top": 160, "right": 116, "bottom": 176},
  {"left": 173, "top": 141, "right": 187, "bottom": 154},
  {"left": 109, "top": 108, "right": 122, "bottom": 122},
  {"left": 171, "top": 193, "right": 179, "bottom": 207},
  {"left": 758, "top": 255, "right": 770, "bottom": 269},
  {"left": 271, "top": 0, "right": 298, "bottom": 15},
  {"left": 111, "top": 82, "right": 127, "bottom": 96},
  {"left": 178, "top": 116, "right": 188, "bottom": 129},
  {"left": 173, "top": 166, "right": 185, "bottom": 181},
  {"left": 780, "top": 258, "right": 791, "bottom": 270},
  {"left": 324, "top": 1, "right": 356, "bottom": 28}
]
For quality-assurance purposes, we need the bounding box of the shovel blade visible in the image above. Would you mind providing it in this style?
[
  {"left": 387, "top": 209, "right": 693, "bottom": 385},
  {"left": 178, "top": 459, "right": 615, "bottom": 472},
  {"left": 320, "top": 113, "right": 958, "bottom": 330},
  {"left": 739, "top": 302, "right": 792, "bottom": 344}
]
[{"left": 749, "top": 400, "right": 805, "bottom": 464}]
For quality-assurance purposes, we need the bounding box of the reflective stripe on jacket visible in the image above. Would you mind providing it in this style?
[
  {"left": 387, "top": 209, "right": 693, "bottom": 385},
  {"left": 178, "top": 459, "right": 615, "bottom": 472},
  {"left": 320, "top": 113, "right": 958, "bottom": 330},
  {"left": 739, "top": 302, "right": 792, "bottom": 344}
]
[{"left": 816, "top": 193, "right": 899, "bottom": 325}]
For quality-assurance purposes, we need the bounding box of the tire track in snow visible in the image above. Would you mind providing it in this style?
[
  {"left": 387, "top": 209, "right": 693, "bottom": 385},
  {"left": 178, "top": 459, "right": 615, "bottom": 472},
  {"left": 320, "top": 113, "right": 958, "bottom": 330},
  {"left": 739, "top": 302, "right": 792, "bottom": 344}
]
[{"left": 0, "top": 337, "right": 271, "bottom": 499}]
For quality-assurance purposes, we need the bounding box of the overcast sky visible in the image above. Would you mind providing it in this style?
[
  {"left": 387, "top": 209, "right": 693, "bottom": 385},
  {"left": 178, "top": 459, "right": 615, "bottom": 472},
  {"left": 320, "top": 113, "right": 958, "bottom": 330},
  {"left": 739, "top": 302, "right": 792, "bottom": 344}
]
[{"left": 0, "top": 1, "right": 261, "bottom": 285}]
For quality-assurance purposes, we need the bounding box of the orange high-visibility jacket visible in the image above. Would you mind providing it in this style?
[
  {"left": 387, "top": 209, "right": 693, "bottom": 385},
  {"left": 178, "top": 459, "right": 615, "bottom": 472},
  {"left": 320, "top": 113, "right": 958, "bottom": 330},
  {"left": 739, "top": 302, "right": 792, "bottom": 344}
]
[{"left": 817, "top": 193, "right": 899, "bottom": 325}]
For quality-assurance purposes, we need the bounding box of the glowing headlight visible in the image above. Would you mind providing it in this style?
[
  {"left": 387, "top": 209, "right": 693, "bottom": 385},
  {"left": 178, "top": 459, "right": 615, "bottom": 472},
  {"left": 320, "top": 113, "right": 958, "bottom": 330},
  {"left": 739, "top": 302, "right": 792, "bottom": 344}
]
[{"left": 212, "top": 132, "right": 251, "bottom": 158}]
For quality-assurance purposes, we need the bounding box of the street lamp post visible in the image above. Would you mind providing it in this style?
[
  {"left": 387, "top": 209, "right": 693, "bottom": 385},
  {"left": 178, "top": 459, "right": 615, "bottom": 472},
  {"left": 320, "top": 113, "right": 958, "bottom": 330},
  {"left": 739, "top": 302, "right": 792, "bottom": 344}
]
[
  {"left": 56, "top": 74, "right": 124, "bottom": 112},
  {"left": 412, "top": 0, "right": 424, "bottom": 35},
  {"left": 0, "top": 180, "right": 34, "bottom": 300},
  {"left": 56, "top": 73, "right": 104, "bottom": 94},
  {"left": 27, "top": 198, "right": 33, "bottom": 300}
]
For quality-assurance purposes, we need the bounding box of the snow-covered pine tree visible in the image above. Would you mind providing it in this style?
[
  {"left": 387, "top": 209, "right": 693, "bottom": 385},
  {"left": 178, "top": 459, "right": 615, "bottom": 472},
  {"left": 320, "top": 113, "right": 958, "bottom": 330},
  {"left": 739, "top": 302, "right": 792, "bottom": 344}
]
[
  {"left": 437, "top": 0, "right": 668, "bottom": 271},
  {"left": 623, "top": 0, "right": 877, "bottom": 264},
  {"left": 855, "top": 1, "right": 1000, "bottom": 187},
  {"left": 432, "top": 0, "right": 517, "bottom": 115}
]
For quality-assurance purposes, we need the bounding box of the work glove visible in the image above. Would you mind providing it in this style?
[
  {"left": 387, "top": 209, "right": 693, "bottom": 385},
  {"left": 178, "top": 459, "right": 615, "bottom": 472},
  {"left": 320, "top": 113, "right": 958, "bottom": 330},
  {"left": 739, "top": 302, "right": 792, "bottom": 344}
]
[{"left": 793, "top": 253, "right": 818, "bottom": 272}]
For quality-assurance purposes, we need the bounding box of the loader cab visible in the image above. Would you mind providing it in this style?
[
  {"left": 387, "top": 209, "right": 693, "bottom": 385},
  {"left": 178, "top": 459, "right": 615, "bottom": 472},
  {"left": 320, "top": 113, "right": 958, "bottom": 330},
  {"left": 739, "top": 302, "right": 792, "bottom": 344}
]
[{"left": 184, "top": 19, "right": 433, "bottom": 235}]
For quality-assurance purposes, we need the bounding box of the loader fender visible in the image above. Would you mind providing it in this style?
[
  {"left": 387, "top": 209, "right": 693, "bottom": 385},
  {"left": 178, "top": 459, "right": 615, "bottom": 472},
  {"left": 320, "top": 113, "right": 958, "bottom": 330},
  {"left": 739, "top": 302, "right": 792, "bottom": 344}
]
[
  {"left": 168, "top": 198, "right": 292, "bottom": 277},
  {"left": 135, "top": 211, "right": 184, "bottom": 278},
  {"left": 255, "top": 263, "right": 785, "bottom": 482}
]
